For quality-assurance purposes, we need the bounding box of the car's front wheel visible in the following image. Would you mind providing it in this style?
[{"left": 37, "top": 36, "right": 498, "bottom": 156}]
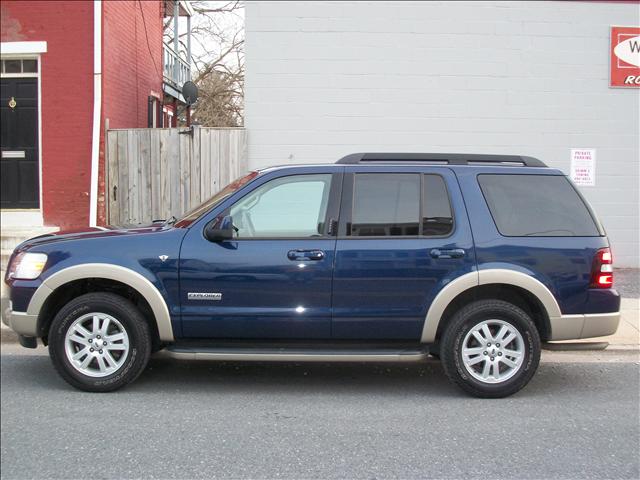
[
  {"left": 48, "top": 292, "right": 151, "bottom": 392},
  {"left": 440, "top": 299, "right": 541, "bottom": 398}
]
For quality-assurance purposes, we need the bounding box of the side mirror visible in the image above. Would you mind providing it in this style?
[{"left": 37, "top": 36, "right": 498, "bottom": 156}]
[{"left": 204, "top": 215, "right": 235, "bottom": 242}]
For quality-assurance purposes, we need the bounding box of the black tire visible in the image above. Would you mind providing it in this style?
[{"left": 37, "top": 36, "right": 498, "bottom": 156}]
[
  {"left": 440, "top": 299, "right": 541, "bottom": 398},
  {"left": 48, "top": 292, "right": 151, "bottom": 392}
]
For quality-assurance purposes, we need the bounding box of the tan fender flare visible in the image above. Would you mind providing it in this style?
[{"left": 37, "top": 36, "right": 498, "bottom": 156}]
[
  {"left": 420, "top": 269, "right": 561, "bottom": 343},
  {"left": 28, "top": 263, "right": 174, "bottom": 341}
]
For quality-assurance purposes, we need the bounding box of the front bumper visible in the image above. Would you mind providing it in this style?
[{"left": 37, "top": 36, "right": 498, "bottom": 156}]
[
  {"left": 2, "top": 306, "right": 39, "bottom": 337},
  {"left": 550, "top": 312, "right": 621, "bottom": 341}
]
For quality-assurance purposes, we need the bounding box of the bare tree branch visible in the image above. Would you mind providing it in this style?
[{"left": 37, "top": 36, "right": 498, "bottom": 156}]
[
  {"left": 164, "top": 1, "right": 244, "bottom": 126},
  {"left": 186, "top": 0, "right": 244, "bottom": 127}
]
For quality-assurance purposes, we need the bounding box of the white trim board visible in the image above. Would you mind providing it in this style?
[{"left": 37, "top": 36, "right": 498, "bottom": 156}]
[
  {"left": 0, "top": 42, "right": 47, "bottom": 55},
  {"left": 89, "top": 0, "right": 102, "bottom": 227},
  {"left": 1, "top": 210, "right": 44, "bottom": 227},
  {"left": 0, "top": 72, "right": 38, "bottom": 78},
  {"left": 37, "top": 56, "right": 44, "bottom": 213},
  {"left": 0, "top": 55, "right": 45, "bottom": 216}
]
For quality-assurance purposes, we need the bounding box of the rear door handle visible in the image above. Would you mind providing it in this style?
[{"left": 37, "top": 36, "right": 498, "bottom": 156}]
[
  {"left": 430, "top": 248, "right": 466, "bottom": 259},
  {"left": 287, "top": 249, "right": 325, "bottom": 261}
]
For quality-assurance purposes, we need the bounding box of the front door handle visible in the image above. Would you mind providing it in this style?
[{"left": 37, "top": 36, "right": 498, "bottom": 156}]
[
  {"left": 430, "top": 248, "right": 466, "bottom": 259},
  {"left": 287, "top": 249, "right": 325, "bottom": 261}
]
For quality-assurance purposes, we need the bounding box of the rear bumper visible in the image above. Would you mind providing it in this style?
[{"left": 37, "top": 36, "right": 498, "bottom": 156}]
[
  {"left": 550, "top": 312, "right": 621, "bottom": 341},
  {"left": 2, "top": 306, "right": 38, "bottom": 337}
]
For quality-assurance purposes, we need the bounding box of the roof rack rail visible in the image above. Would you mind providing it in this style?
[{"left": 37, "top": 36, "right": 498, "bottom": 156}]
[{"left": 336, "top": 153, "right": 547, "bottom": 168}]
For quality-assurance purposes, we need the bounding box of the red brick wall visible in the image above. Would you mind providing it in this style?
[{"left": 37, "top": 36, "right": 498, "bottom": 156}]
[
  {"left": 98, "top": 0, "right": 164, "bottom": 224},
  {"left": 1, "top": 1, "right": 94, "bottom": 229},
  {"left": 1, "top": 1, "right": 164, "bottom": 228},
  {"left": 102, "top": 0, "right": 163, "bottom": 129}
]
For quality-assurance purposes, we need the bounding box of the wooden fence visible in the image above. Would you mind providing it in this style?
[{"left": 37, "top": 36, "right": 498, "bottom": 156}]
[{"left": 106, "top": 127, "right": 247, "bottom": 226}]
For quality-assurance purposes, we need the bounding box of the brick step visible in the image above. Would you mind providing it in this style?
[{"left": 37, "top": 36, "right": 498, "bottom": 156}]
[
  {"left": 0, "top": 269, "right": 8, "bottom": 328},
  {"left": 1, "top": 227, "right": 58, "bottom": 250},
  {"left": 1, "top": 250, "right": 12, "bottom": 271},
  {"left": 1, "top": 226, "right": 59, "bottom": 270}
]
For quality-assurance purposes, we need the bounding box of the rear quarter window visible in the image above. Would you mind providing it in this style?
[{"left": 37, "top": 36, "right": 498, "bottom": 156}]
[{"left": 478, "top": 174, "right": 601, "bottom": 237}]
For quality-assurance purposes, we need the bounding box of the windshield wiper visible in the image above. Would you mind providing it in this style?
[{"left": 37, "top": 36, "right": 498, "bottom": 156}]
[{"left": 165, "top": 216, "right": 177, "bottom": 226}]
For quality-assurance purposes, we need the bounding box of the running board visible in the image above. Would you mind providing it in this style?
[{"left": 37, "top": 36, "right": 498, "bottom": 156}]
[{"left": 162, "top": 346, "right": 430, "bottom": 363}]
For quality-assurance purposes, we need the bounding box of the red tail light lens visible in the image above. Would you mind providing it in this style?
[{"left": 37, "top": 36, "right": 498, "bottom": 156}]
[{"left": 590, "top": 248, "right": 613, "bottom": 288}]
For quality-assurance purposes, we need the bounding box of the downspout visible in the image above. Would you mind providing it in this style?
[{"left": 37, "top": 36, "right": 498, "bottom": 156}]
[
  {"left": 89, "top": 0, "right": 102, "bottom": 227},
  {"left": 147, "top": 96, "right": 154, "bottom": 127}
]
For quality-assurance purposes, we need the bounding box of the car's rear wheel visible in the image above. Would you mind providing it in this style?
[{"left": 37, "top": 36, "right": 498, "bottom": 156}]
[
  {"left": 48, "top": 292, "right": 151, "bottom": 392},
  {"left": 440, "top": 299, "right": 541, "bottom": 398}
]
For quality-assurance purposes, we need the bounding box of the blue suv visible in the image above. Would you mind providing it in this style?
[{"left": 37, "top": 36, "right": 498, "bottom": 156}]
[{"left": 2, "top": 153, "right": 621, "bottom": 397}]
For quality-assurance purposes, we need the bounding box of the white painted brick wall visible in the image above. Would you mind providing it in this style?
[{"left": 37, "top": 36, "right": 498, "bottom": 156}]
[{"left": 245, "top": 1, "right": 640, "bottom": 267}]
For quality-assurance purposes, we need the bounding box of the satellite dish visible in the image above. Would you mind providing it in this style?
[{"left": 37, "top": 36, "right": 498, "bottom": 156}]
[{"left": 182, "top": 81, "right": 198, "bottom": 106}]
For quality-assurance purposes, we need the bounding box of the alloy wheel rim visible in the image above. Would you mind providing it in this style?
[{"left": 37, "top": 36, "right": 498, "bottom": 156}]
[
  {"left": 461, "top": 319, "right": 525, "bottom": 384},
  {"left": 64, "top": 312, "right": 130, "bottom": 378}
]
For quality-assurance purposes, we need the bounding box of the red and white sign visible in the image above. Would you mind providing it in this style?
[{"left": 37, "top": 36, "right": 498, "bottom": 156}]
[
  {"left": 610, "top": 26, "right": 640, "bottom": 88},
  {"left": 570, "top": 149, "right": 596, "bottom": 187}
]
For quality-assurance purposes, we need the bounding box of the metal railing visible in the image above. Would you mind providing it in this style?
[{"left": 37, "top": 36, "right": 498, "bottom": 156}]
[{"left": 163, "top": 42, "right": 191, "bottom": 89}]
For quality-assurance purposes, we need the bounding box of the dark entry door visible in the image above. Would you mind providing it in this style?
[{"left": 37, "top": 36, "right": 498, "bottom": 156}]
[{"left": 1, "top": 77, "right": 39, "bottom": 208}]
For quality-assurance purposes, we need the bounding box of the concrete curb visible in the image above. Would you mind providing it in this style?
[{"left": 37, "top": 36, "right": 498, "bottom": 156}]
[{"left": 0, "top": 326, "right": 19, "bottom": 345}]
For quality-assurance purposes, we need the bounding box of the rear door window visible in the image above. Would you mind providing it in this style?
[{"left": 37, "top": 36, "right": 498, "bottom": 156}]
[
  {"left": 347, "top": 173, "right": 454, "bottom": 237},
  {"left": 350, "top": 174, "right": 420, "bottom": 236},
  {"left": 478, "top": 174, "right": 600, "bottom": 237}
]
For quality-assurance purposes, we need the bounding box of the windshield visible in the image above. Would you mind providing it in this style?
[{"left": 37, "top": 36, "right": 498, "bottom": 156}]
[{"left": 174, "top": 171, "right": 260, "bottom": 227}]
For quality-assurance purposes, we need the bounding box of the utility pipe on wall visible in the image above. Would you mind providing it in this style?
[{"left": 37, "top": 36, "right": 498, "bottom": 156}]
[{"left": 89, "top": 0, "right": 102, "bottom": 227}]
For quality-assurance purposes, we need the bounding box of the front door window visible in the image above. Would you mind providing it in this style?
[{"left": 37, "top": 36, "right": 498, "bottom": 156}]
[{"left": 229, "top": 174, "right": 332, "bottom": 238}]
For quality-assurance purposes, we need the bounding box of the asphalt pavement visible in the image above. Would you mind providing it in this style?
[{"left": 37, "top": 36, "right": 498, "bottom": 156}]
[{"left": 1, "top": 348, "right": 639, "bottom": 480}]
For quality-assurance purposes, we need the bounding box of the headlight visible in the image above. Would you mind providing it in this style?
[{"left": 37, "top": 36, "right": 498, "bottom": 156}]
[{"left": 7, "top": 252, "right": 48, "bottom": 280}]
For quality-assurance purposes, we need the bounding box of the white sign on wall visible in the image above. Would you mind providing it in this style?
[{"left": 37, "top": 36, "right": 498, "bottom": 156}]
[{"left": 570, "top": 149, "right": 596, "bottom": 186}]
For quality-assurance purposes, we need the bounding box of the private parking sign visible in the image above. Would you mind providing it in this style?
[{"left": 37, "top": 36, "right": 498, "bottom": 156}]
[{"left": 610, "top": 26, "right": 640, "bottom": 88}]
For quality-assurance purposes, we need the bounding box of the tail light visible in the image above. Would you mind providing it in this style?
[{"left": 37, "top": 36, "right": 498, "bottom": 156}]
[{"left": 590, "top": 247, "right": 613, "bottom": 288}]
